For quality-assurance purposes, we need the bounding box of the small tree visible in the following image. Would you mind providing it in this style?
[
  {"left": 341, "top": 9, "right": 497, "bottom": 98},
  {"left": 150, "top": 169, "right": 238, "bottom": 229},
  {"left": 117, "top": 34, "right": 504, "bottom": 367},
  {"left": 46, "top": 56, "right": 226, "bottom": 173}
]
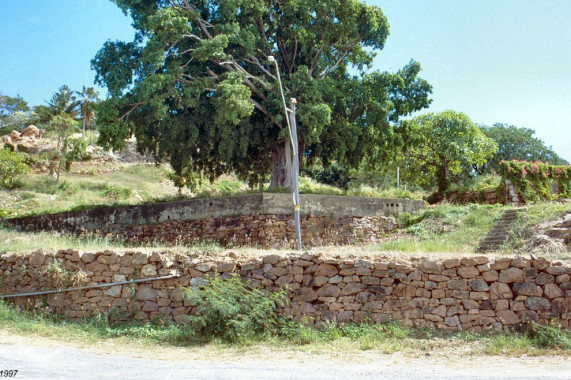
[
  {"left": 400, "top": 110, "right": 497, "bottom": 195},
  {"left": 77, "top": 86, "right": 99, "bottom": 137},
  {"left": 47, "top": 115, "right": 79, "bottom": 181},
  {"left": 0, "top": 148, "right": 29, "bottom": 189}
]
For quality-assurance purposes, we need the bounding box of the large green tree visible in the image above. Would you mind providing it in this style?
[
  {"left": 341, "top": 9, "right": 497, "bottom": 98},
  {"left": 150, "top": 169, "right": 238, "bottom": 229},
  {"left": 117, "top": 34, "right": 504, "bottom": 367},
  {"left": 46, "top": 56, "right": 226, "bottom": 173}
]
[
  {"left": 479, "top": 123, "right": 568, "bottom": 173},
  {"left": 400, "top": 110, "right": 497, "bottom": 194},
  {"left": 0, "top": 94, "right": 32, "bottom": 130},
  {"left": 92, "top": 0, "right": 431, "bottom": 189}
]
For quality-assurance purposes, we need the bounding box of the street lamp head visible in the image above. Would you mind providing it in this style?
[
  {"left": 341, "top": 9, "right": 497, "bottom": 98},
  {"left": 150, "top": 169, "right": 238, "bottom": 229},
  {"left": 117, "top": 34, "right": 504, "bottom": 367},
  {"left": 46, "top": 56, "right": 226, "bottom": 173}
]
[{"left": 267, "top": 55, "right": 276, "bottom": 63}]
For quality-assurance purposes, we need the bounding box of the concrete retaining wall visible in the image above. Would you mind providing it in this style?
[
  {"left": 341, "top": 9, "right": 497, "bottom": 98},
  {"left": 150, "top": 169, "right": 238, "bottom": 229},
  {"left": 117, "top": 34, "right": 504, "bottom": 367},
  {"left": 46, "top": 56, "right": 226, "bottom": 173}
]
[{"left": 3, "top": 194, "right": 424, "bottom": 248}]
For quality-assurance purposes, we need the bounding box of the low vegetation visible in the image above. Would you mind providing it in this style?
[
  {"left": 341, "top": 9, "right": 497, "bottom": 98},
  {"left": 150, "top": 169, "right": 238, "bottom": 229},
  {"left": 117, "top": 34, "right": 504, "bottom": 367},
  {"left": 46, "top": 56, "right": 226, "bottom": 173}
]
[
  {"left": 372, "top": 204, "right": 505, "bottom": 253},
  {"left": 1, "top": 275, "right": 570, "bottom": 355}
]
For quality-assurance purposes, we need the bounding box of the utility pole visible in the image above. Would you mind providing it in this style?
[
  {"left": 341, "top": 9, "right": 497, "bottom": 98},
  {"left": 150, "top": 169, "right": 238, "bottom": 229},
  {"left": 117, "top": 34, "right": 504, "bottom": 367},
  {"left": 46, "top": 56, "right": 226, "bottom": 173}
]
[
  {"left": 289, "top": 98, "right": 302, "bottom": 251},
  {"left": 268, "top": 55, "right": 302, "bottom": 251}
]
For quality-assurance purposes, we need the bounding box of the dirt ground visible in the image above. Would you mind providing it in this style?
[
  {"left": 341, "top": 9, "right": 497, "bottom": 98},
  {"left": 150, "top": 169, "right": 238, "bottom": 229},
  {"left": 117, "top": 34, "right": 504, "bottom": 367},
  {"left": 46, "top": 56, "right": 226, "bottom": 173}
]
[{"left": 1, "top": 329, "right": 571, "bottom": 380}]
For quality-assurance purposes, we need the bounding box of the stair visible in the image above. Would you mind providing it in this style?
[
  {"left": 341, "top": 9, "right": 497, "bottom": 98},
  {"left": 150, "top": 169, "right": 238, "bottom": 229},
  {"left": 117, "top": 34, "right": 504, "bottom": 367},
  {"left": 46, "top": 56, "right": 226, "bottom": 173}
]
[{"left": 477, "top": 209, "right": 522, "bottom": 252}]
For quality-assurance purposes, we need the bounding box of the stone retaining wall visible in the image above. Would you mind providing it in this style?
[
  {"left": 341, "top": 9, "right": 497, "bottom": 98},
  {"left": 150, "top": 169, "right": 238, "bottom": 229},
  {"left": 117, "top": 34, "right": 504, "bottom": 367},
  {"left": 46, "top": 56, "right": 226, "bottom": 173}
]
[
  {"left": 2, "top": 251, "right": 570, "bottom": 332},
  {"left": 3, "top": 193, "right": 423, "bottom": 248}
]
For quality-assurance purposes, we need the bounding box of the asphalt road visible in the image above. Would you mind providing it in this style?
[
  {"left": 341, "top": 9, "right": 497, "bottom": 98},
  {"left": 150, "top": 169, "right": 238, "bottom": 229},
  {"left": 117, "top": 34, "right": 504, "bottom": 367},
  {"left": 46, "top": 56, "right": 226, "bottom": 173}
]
[{"left": 1, "top": 343, "right": 571, "bottom": 380}]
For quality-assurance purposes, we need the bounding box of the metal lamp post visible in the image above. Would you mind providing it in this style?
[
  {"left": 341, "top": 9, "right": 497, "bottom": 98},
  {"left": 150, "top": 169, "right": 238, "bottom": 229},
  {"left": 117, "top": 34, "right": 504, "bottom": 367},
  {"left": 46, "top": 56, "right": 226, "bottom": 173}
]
[{"left": 268, "top": 56, "right": 302, "bottom": 251}]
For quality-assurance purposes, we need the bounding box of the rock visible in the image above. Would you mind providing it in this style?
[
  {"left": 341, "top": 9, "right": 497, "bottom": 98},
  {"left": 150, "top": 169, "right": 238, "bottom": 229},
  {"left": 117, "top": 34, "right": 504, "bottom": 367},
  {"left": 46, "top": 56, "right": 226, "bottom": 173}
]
[
  {"left": 317, "top": 284, "right": 341, "bottom": 298},
  {"left": 420, "top": 260, "right": 442, "bottom": 274},
  {"left": 136, "top": 285, "right": 157, "bottom": 301},
  {"left": 432, "top": 305, "right": 447, "bottom": 318},
  {"left": 443, "top": 258, "right": 460, "bottom": 269},
  {"left": 293, "top": 287, "right": 318, "bottom": 302},
  {"left": 490, "top": 282, "right": 513, "bottom": 300},
  {"left": 447, "top": 279, "right": 467, "bottom": 290},
  {"left": 513, "top": 281, "right": 542, "bottom": 297},
  {"left": 546, "top": 266, "right": 568, "bottom": 276},
  {"left": 483, "top": 270, "right": 499, "bottom": 282},
  {"left": 132, "top": 252, "right": 149, "bottom": 265},
  {"left": 499, "top": 268, "right": 524, "bottom": 283},
  {"left": 526, "top": 235, "right": 567, "bottom": 254},
  {"left": 524, "top": 297, "right": 551, "bottom": 310},
  {"left": 458, "top": 266, "right": 479, "bottom": 279},
  {"left": 20, "top": 125, "right": 43, "bottom": 139},
  {"left": 141, "top": 264, "right": 157, "bottom": 276},
  {"left": 340, "top": 282, "right": 366, "bottom": 296},
  {"left": 444, "top": 316, "right": 460, "bottom": 327},
  {"left": 497, "top": 310, "right": 520, "bottom": 325},
  {"left": 314, "top": 263, "right": 338, "bottom": 277},
  {"left": 469, "top": 279, "right": 490, "bottom": 291},
  {"left": 195, "top": 263, "right": 211, "bottom": 272},
  {"left": 551, "top": 298, "right": 571, "bottom": 313},
  {"left": 535, "top": 272, "right": 555, "bottom": 285},
  {"left": 29, "top": 251, "right": 46, "bottom": 266},
  {"left": 532, "top": 257, "right": 551, "bottom": 270},
  {"left": 104, "top": 285, "right": 122, "bottom": 297},
  {"left": 544, "top": 284, "right": 563, "bottom": 299}
]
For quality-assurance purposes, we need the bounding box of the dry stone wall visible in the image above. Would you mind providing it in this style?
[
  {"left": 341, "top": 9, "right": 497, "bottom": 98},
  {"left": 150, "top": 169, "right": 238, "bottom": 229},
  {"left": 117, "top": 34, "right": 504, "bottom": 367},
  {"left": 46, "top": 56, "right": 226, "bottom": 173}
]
[{"left": 2, "top": 250, "right": 570, "bottom": 332}]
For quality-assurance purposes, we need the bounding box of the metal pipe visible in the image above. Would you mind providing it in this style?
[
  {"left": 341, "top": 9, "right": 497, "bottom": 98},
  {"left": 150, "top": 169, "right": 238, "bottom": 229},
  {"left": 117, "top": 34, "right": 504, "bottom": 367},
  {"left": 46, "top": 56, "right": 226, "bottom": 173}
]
[
  {"left": 289, "top": 98, "right": 303, "bottom": 251},
  {"left": 0, "top": 274, "right": 179, "bottom": 299}
]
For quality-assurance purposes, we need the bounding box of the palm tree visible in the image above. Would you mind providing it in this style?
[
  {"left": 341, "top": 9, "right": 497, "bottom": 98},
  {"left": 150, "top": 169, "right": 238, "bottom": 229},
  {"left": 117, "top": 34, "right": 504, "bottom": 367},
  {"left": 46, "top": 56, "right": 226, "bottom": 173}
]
[
  {"left": 48, "top": 85, "right": 80, "bottom": 118},
  {"left": 77, "top": 86, "right": 99, "bottom": 137}
]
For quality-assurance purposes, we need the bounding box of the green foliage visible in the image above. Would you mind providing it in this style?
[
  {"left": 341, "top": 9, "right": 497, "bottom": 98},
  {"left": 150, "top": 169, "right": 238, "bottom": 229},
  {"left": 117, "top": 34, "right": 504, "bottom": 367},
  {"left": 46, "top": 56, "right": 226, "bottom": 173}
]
[
  {"left": 92, "top": 0, "right": 431, "bottom": 189},
  {"left": 500, "top": 160, "right": 571, "bottom": 202},
  {"left": 303, "top": 163, "right": 353, "bottom": 190},
  {"left": 68, "top": 137, "right": 92, "bottom": 162},
  {"left": 0, "top": 94, "right": 33, "bottom": 130},
  {"left": 34, "top": 85, "right": 80, "bottom": 124},
  {"left": 47, "top": 115, "right": 80, "bottom": 181},
  {"left": 528, "top": 321, "right": 571, "bottom": 349},
  {"left": 399, "top": 111, "right": 497, "bottom": 195},
  {"left": 481, "top": 124, "right": 568, "bottom": 174},
  {"left": 184, "top": 274, "right": 289, "bottom": 342},
  {"left": 102, "top": 184, "right": 132, "bottom": 200},
  {"left": 0, "top": 148, "right": 29, "bottom": 189}
]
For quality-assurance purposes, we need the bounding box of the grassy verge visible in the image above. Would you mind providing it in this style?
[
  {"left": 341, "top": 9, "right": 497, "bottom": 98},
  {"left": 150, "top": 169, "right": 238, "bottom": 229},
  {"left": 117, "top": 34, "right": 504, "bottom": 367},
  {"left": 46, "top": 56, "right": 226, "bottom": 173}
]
[
  {"left": 371, "top": 204, "right": 506, "bottom": 253},
  {"left": 1, "top": 301, "right": 570, "bottom": 357}
]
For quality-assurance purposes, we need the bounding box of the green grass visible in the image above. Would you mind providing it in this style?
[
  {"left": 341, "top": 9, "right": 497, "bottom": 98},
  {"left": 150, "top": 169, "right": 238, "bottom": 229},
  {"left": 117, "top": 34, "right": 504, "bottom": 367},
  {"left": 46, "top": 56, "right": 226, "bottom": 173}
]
[
  {"left": 1, "top": 301, "right": 570, "bottom": 356},
  {"left": 0, "top": 225, "right": 229, "bottom": 254},
  {"left": 0, "top": 164, "right": 178, "bottom": 218},
  {"left": 371, "top": 203, "right": 506, "bottom": 253}
]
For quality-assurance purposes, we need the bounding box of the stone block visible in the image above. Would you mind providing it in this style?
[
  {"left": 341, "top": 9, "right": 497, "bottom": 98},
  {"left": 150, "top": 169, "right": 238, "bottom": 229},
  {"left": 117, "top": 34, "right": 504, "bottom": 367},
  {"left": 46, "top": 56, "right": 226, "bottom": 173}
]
[
  {"left": 499, "top": 268, "right": 523, "bottom": 283},
  {"left": 458, "top": 266, "right": 479, "bottom": 279},
  {"left": 524, "top": 297, "right": 551, "bottom": 310}
]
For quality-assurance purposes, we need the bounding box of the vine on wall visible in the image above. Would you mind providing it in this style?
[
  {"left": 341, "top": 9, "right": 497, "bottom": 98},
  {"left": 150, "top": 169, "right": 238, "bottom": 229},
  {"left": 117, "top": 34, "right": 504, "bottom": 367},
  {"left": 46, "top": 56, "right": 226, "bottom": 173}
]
[{"left": 499, "top": 160, "right": 571, "bottom": 202}]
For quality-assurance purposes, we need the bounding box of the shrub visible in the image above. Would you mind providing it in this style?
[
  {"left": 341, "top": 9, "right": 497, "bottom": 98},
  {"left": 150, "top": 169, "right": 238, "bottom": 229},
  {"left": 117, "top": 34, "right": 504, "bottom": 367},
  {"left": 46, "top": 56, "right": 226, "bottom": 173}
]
[
  {"left": 184, "top": 274, "right": 289, "bottom": 342},
  {"left": 303, "top": 163, "right": 352, "bottom": 190},
  {"left": 0, "top": 148, "right": 29, "bottom": 189}
]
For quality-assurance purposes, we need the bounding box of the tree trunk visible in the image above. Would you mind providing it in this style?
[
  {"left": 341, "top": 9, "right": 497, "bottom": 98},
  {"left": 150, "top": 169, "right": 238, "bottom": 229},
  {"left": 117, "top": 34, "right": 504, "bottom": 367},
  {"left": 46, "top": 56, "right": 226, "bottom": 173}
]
[
  {"left": 437, "top": 164, "right": 450, "bottom": 194},
  {"left": 270, "top": 140, "right": 293, "bottom": 190}
]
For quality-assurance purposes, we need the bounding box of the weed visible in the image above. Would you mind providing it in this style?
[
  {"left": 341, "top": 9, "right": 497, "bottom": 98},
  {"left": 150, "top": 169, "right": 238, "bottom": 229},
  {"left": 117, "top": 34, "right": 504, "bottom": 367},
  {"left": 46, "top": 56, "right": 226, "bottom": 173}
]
[{"left": 184, "top": 274, "right": 289, "bottom": 343}]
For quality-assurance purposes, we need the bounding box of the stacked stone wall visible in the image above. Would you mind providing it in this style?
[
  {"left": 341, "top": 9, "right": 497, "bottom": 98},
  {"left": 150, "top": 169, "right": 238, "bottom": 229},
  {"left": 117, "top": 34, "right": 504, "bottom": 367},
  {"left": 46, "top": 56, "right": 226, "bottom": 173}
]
[{"left": 2, "top": 251, "right": 570, "bottom": 332}]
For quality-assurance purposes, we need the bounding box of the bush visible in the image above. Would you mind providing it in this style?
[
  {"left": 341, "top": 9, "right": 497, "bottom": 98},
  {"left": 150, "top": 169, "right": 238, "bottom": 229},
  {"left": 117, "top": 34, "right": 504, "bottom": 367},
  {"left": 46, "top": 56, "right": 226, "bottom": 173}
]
[
  {"left": 0, "top": 148, "right": 29, "bottom": 189},
  {"left": 184, "top": 274, "right": 289, "bottom": 342},
  {"left": 304, "top": 163, "right": 352, "bottom": 190}
]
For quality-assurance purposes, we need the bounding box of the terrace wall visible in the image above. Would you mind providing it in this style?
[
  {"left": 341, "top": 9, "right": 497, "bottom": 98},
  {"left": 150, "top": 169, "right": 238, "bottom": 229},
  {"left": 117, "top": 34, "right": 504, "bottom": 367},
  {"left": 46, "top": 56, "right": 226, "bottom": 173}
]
[{"left": 2, "top": 250, "right": 570, "bottom": 332}]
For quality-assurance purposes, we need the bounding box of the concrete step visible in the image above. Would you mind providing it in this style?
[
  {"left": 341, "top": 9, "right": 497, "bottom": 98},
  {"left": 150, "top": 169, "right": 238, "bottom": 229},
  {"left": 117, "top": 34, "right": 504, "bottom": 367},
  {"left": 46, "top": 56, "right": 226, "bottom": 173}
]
[{"left": 476, "top": 208, "right": 525, "bottom": 252}]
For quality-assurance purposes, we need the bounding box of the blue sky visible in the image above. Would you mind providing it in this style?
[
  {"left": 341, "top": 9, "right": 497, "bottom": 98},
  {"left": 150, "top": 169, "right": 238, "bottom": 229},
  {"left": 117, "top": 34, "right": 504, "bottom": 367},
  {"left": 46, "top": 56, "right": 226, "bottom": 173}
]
[{"left": 1, "top": 0, "right": 570, "bottom": 161}]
